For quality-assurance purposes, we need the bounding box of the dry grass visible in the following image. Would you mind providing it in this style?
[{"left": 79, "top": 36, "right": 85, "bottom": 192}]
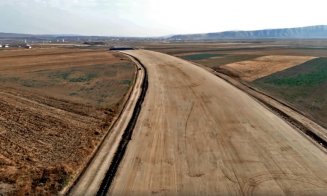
[{"left": 0, "top": 48, "right": 135, "bottom": 195}]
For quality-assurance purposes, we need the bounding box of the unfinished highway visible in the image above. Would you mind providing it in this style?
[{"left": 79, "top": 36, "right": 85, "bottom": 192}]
[{"left": 105, "top": 50, "right": 327, "bottom": 195}]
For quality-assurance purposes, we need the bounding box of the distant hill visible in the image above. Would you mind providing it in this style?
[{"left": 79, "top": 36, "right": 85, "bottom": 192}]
[
  {"left": 0, "top": 32, "right": 33, "bottom": 38},
  {"left": 0, "top": 33, "right": 113, "bottom": 43},
  {"left": 0, "top": 32, "right": 81, "bottom": 39},
  {"left": 0, "top": 32, "right": 150, "bottom": 43},
  {"left": 169, "top": 25, "right": 327, "bottom": 40},
  {"left": 2, "top": 25, "right": 327, "bottom": 42}
]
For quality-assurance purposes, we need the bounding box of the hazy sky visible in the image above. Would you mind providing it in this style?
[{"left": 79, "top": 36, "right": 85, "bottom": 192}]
[{"left": 1, "top": 0, "right": 327, "bottom": 36}]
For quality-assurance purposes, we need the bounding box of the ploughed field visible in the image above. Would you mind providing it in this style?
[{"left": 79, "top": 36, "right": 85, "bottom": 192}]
[{"left": 0, "top": 48, "right": 135, "bottom": 194}]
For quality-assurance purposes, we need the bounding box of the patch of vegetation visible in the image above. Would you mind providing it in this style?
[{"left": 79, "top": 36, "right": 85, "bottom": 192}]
[
  {"left": 181, "top": 53, "right": 225, "bottom": 61},
  {"left": 255, "top": 58, "right": 327, "bottom": 87},
  {"left": 49, "top": 70, "right": 98, "bottom": 83},
  {"left": 0, "top": 76, "right": 51, "bottom": 88},
  {"left": 121, "top": 79, "right": 132, "bottom": 85},
  {"left": 252, "top": 57, "right": 327, "bottom": 128},
  {"left": 48, "top": 71, "right": 71, "bottom": 80},
  {"left": 0, "top": 61, "right": 135, "bottom": 109},
  {"left": 187, "top": 54, "right": 261, "bottom": 68},
  {"left": 261, "top": 70, "right": 327, "bottom": 87},
  {"left": 21, "top": 79, "right": 50, "bottom": 88},
  {"left": 0, "top": 76, "right": 19, "bottom": 83},
  {"left": 68, "top": 72, "right": 98, "bottom": 83}
]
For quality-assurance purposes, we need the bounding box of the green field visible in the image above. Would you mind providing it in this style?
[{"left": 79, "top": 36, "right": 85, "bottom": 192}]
[
  {"left": 256, "top": 58, "right": 327, "bottom": 87},
  {"left": 180, "top": 52, "right": 260, "bottom": 68},
  {"left": 253, "top": 57, "right": 327, "bottom": 128},
  {"left": 181, "top": 53, "right": 225, "bottom": 60}
]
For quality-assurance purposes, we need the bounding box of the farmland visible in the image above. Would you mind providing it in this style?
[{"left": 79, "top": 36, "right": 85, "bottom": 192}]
[
  {"left": 253, "top": 57, "right": 327, "bottom": 128},
  {"left": 221, "top": 55, "right": 315, "bottom": 81},
  {"left": 1, "top": 40, "right": 327, "bottom": 195},
  {"left": 181, "top": 53, "right": 224, "bottom": 60},
  {"left": 180, "top": 52, "right": 261, "bottom": 68},
  {"left": 0, "top": 47, "right": 135, "bottom": 194}
]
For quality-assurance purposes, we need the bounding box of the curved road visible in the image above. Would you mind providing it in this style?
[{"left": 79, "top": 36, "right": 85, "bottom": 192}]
[{"left": 108, "top": 50, "right": 327, "bottom": 195}]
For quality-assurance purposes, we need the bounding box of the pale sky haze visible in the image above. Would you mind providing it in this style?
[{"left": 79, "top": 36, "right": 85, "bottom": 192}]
[{"left": 1, "top": 0, "right": 327, "bottom": 36}]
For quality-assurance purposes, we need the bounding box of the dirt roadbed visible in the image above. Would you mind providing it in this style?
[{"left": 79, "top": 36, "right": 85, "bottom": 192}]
[
  {"left": 192, "top": 61, "right": 327, "bottom": 152},
  {"left": 109, "top": 50, "right": 327, "bottom": 195},
  {"left": 213, "top": 72, "right": 327, "bottom": 150}
]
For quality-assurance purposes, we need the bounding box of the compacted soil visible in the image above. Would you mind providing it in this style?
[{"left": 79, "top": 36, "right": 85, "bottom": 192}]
[{"left": 109, "top": 50, "right": 327, "bottom": 195}]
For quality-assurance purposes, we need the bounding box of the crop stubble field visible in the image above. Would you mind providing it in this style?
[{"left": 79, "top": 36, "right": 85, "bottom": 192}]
[{"left": 0, "top": 47, "right": 135, "bottom": 194}]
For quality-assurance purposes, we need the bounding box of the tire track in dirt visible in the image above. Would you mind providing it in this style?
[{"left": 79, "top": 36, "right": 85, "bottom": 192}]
[{"left": 109, "top": 50, "right": 327, "bottom": 195}]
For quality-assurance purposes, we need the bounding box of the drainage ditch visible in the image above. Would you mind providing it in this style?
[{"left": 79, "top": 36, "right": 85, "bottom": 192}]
[{"left": 96, "top": 54, "right": 148, "bottom": 196}]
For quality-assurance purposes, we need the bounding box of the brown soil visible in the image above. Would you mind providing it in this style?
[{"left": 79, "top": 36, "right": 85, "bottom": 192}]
[{"left": 0, "top": 48, "right": 135, "bottom": 195}]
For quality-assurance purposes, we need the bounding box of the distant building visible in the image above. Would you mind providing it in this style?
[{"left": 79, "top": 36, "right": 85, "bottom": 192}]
[
  {"left": 0, "top": 44, "right": 2, "bottom": 48},
  {"left": 4, "top": 44, "right": 9, "bottom": 48},
  {"left": 25, "top": 44, "right": 32, "bottom": 49}
]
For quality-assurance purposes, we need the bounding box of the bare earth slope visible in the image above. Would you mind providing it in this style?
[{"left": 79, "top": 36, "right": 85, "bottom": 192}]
[{"left": 110, "top": 50, "right": 327, "bottom": 195}]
